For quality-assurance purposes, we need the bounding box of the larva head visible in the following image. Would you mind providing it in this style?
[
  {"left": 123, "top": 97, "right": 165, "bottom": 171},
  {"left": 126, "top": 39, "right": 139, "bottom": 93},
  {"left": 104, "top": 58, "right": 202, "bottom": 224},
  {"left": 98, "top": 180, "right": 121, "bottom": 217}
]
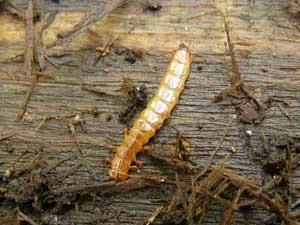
[
  {"left": 109, "top": 168, "right": 129, "bottom": 181},
  {"left": 173, "top": 44, "right": 192, "bottom": 65},
  {"left": 109, "top": 155, "right": 131, "bottom": 181}
]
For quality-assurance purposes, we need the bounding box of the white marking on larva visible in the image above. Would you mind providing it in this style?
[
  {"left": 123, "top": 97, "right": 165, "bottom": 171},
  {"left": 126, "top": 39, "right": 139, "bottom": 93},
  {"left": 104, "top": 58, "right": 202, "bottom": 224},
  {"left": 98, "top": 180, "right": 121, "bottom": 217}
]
[
  {"left": 141, "top": 122, "right": 152, "bottom": 131},
  {"left": 173, "top": 63, "right": 185, "bottom": 77},
  {"left": 117, "top": 148, "right": 131, "bottom": 161},
  {"left": 175, "top": 50, "right": 187, "bottom": 64},
  {"left": 151, "top": 100, "right": 167, "bottom": 114},
  {"left": 165, "top": 75, "right": 181, "bottom": 89},
  {"left": 158, "top": 88, "right": 175, "bottom": 102},
  {"left": 145, "top": 110, "right": 159, "bottom": 124},
  {"left": 169, "top": 62, "right": 176, "bottom": 71}
]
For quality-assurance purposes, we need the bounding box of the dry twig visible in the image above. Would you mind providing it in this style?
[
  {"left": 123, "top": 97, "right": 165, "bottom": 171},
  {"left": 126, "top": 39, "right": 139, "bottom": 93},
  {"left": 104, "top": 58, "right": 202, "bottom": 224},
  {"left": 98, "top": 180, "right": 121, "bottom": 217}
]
[
  {"left": 24, "top": 0, "right": 34, "bottom": 78},
  {"left": 18, "top": 209, "right": 40, "bottom": 225},
  {"left": 47, "top": 0, "right": 129, "bottom": 49},
  {"left": 210, "top": 15, "right": 269, "bottom": 124}
]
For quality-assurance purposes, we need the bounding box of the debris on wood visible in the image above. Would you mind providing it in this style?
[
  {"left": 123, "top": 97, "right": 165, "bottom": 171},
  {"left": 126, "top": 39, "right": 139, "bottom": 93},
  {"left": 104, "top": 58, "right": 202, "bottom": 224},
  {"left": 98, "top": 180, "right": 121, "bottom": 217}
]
[
  {"left": 50, "top": 0, "right": 60, "bottom": 4},
  {"left": 147, "top": 145, "right": 194, "bottom": 171},
  {"left": 168, "top": 125, "right": 191, "bottom": 161},
  {"left": 1, "top": 146, "right": 298, "bottom": 225},
  {"left": 96, "top": 40, "right": 116, "bottom": 57},
  {"left": 24, "top": 0, "right": 33, "bottom": 78},
  {"left": 113, "top": 46, "right": 147, "bottom": 64},
  {"left": 219, "top": 187, "right": 244, "bottom": 225},
  {"left": 144, "top": 206, "right": 164, "bottom": 225},
  {"left": 152, "top": 156, "right": 297, "bottom": 225},
  {"left": 119, "top": 77, "right": 147, "bottom": 125},
  {"left": 2, "top": 153, "right": 77, "bottom": 215},
  {"left": 125, "top": 50, "right": 139, "bottom": 64},
  {"left": 276, "top": 102, "right": 293, "bottom": 121},
  {"left": 256, "top": 134, "right": 300, "bottom": 214},
  {"left": 67, "top": 113, "right": 85, "bottom": 155},
  {"left": 0, "top": 133, "right": 16, "bottom": 142},
  {"left": 0, "top": 0, "right": 25, "bottom": 20},
  {"left": 47, "top": 0, "right": 128, "bottom": 49},
  {"left": 16, "top": 75, "right": 39, "bottom": 120},
  {"left": 18, "top": 209, "right": 40, "bottom": 225},
  {"left": 141, "top": 0, "right": 162, "bottom": 12},
  {"left": 288, "top": 0, "right": 300, "bottom": 16},
  {"left": 211, "top": 15, "right": 271, "bottom": 125},
  {"left": 87, "top": 29, "right": 121, "bottom": 64},
  {"left": 35, "top": 109, "right": 102, "bottom": 157},
  {"left": 36, "top": 108, "right": 102, "bottom": 131},
  {"left": 16, "top": 5, "right": 57, "bottom": 120},
  {"left": 176, "top": 132, "right": 191, "bottom": 161},
  {"left": 185, "top": 9, "right": 220, "bottom": 20},
  {"left": 81, "top": 84, "right": 122, "bottom": 99},
  {"left": 194, "top": 116, "right": 235, "bottom": 180},
  {"left": 233, "top": 92, "right": 270, "bottom": 124},
  {"left": 131, "top": 47, "right": 146, "bottom": 59}
]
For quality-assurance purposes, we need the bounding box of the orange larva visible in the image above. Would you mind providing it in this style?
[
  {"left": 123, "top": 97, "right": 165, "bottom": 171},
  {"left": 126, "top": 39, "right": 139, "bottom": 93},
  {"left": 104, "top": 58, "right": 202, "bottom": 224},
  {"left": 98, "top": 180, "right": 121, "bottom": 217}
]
[{"left": 109, "top": 44, "right": 192, "bottom": 181}]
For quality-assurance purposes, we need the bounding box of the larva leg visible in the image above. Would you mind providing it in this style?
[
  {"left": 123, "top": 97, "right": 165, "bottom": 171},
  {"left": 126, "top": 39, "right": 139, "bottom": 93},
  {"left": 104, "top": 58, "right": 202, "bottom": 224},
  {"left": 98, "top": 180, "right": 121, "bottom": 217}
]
[
  {"left": 133, "top": 159, "right": 144, "bottom": 168},
  {"left": 105, "top": 158, "right": 112, "bottom": 164},
  {"left": 141, "top": 145, "right": 153, "bottom": 152},
  {"left": 106, "top": 144, "right": 118, "bottom": 152},
  {"left": 129, "top": 165, "right": 139, "bottom": 172},
  {"left": 129, "top": 160, "right": 143, "bottom": 171},
  {"left": 123, "top": 128, "right": 129, "bottom": 135}
]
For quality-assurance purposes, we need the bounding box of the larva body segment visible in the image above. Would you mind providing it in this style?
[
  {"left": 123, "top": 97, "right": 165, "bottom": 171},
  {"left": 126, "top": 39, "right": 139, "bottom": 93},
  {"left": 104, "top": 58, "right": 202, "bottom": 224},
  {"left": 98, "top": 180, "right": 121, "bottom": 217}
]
[{"left": 109, "top": 44, "right": 192, "bottom": 181}]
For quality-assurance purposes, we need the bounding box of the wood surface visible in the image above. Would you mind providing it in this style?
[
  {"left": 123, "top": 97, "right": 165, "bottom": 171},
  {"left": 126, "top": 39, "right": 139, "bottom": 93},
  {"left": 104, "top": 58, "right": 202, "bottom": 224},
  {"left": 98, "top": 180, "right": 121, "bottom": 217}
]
[{"left": 0, "top": 0, "right": 299, "bottom": 224}]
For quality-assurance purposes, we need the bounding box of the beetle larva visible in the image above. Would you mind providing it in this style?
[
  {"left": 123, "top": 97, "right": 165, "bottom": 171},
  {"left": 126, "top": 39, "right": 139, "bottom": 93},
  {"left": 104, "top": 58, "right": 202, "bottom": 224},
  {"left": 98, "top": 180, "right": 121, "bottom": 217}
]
[{"left": 109, "top": 44, "right": 192, "bottom": 181}]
